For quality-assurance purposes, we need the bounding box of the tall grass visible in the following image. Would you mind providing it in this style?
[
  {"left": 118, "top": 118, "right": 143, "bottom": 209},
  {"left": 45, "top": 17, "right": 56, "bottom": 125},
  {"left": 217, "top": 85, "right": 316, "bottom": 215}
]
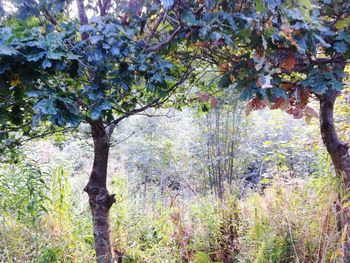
[{"left": 0, "top": 162, "right": 345, "bottom": 262}]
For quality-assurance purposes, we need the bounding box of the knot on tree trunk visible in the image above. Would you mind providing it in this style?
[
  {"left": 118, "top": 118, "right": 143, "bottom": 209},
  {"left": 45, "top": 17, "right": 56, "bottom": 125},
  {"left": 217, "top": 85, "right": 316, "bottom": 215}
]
[
  {"left": 338, "top": 142, "right": 350, "bottom": 156},
  {"left": 96, "top": 188, "right": 116, "bottom": 209},
  {"left": 85, "top": 185, "right": 116, "bottom": 210}
]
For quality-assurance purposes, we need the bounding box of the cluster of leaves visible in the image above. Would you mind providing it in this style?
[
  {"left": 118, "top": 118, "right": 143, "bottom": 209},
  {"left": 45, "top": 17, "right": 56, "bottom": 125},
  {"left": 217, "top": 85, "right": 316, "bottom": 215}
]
[
  {"left": 0, "top": 0, "right": 192, "bottom": 151},
  {"left": 167, "top": 0, "right": 350, "bottom": 119},
  {"left": 0, "top": 0, "right": 349, "bottom": 151},
  {"left": 0, "top": 159, "right": 50, "bottom": 224}
]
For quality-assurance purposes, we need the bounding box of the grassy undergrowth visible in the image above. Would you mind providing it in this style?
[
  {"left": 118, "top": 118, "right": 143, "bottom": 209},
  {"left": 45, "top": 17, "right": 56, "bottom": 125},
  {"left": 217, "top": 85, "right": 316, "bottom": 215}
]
[{"left": 0, "top": 162, "right": 345, "bottom": 262}]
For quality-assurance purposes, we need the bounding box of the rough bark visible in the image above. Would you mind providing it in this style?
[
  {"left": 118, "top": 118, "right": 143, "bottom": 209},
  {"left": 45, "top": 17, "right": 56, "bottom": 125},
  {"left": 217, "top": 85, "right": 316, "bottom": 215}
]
[
  {"left": 319, "top": 89, "right": 350, "bottom": 187},
  {"left": 85, "top": 120, "right": 116, "bottom": 263},
  {"left": 318, "top": 59, "right": 350, "bottom": 259}
]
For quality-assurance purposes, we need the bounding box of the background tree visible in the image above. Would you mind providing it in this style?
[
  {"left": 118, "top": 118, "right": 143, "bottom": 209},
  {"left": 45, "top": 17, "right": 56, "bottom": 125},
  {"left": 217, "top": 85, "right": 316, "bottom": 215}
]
[{"left": 195, "top": 89, "right": 247, "bottom": 199}]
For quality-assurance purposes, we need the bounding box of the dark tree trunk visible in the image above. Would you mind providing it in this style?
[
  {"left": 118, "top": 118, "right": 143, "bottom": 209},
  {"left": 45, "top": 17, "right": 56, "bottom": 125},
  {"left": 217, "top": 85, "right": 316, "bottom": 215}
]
[
  {"left": 318, "top": 59, "right": 350, "bottom": 259},
  {"left": 85, "top": 120, "right": 116, "bottom": 263},
  {"left": 319, "top": 89, "right": 350, "bottom": 187}
]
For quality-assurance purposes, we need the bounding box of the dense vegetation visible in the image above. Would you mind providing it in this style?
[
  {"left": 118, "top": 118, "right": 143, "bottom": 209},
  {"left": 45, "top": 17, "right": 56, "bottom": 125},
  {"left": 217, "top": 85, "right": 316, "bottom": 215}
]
[
  {"left": 0, "top": 0, "right": 349, "bottom": 262},
  {"left": 0, "top": 102, "right": 348, "bottom": 262}
]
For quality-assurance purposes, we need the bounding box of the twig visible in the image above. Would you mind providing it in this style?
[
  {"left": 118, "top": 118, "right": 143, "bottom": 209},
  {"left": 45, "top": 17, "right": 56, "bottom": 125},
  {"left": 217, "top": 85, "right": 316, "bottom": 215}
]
[
  {"left": 110, "top": 130, "right": 137, "bottom": 146},
  {"left": 146, "top": 26, "right": 182, "bottom": 52},
  {"left": 285, "top": 216, "right": 300, "bottom": 263}
]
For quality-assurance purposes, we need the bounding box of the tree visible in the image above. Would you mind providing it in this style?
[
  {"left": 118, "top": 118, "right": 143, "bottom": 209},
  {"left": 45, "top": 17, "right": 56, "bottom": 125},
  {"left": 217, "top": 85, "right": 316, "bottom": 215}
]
[
  {"left": 0, "top": 0, "right": 193, "bottom": 261},
  {"left": 195, "top": 89, "right": 246, "bottom": 199},
  {"left": 169, "top": 0, "right": 350, "bottom": 257}
]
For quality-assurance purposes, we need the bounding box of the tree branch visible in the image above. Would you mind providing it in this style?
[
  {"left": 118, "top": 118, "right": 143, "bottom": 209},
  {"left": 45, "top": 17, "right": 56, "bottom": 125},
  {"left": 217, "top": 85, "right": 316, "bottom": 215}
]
[
  {"left": 104, "top": 60, "right": 193, "bottom": 138},
  {"left": 76, "top": 0, "right": 89, "bottom": 39},
  {"left": 98, "top": 0, "right": 112, "bottom": 16},
  {"left": 145, "top": 12, "right": 165, "bottom": 45},
  {"left": 146, "top": 26, "right": 182, "bottom": 52},
  {"left": 110, "top": 130, "right": 137, "bottom": 146},
  {"left": 43, "top": 9, "right": 58, "bottom": 26}
]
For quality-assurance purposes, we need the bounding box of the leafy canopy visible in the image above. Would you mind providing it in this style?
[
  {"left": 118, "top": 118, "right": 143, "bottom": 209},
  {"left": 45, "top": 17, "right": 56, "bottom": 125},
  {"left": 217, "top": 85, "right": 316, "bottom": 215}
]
[
  {"left": 164, "top": 0, "right": 350, "bottom": 118},
  {"left": 0, "top": 0, "right": 192, "bottom": 151},
  {"left": 0, "top": 0, "right": 349, "bottom": 152}
]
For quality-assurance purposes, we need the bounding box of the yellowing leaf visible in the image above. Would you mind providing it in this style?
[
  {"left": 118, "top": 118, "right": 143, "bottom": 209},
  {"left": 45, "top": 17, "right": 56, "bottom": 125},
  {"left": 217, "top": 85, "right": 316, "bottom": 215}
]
[
  {"left": 10, "top": 74, "right": 20, "bottom": 87},
  {"left": 304, "top": 106, "right": 318, "bottom": 118},
  {"left": 280, "top": 30, "right": 298, "bottom": 48},
  {"left": 299, "top": 0, "right": 312, "bottom": 21},
  {"left": 305, "top": 115, "right": 312, "bottom": 125},
  {"left": 335, "top": 17, "right": 350, "bottom": 30},
  {"left": 263, "top": 141, "right": 273, "bottom": 147},
  {"left": 300, "top": 0, "right": 312, "bottom": 9},
  {"left": 341, "top": 193, "right": 350, "bottom": 202},
  {"left": 341, "top": 225, "right": 348, "bottom": 242}
]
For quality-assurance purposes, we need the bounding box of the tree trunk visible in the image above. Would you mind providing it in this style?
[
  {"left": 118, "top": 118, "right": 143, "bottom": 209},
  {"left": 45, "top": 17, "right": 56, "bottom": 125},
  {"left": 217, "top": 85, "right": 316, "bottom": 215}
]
[
  {"left": 319, "top": 89, "right": 350, "bottom": 186},
  {"left": 319, "top": 87, "right": 350, "bottom": 259},
  {"left": 85, "top": 120, "right": 116, "bottom": 263}
]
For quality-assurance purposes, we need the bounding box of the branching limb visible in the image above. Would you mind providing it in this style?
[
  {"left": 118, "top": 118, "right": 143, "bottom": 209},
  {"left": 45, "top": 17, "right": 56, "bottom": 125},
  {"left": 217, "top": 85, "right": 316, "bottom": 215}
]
[{"left": 146, "top": 26, "right": 182, "bottom": 52}]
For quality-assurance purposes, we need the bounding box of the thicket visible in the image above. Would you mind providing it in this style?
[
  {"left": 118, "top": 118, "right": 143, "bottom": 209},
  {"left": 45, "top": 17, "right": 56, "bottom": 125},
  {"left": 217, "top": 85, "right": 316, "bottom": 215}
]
[{"left": 1, "top": 101, "right": 348, "bottom": 262}]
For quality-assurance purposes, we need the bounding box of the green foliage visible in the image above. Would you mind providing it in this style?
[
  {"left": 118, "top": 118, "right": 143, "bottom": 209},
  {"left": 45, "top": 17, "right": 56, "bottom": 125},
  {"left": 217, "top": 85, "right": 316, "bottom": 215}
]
[
  {"left": 195, "top": 251, "right": 213, "bottom": 263},
  {"left": 51, "top": 165, "right": 71, "bottom": 223},
  {"left": 0, "top": 1, "right": 349, "bottom": 262},
  {"left": 0, "top": 161, "right": 94, "bottom": 262},
  {"left": 170, "top": 0, "right": 350, "bottom": 121},
  {"left": 1, "top": 0, "right": 349, "bottom": 146},
  {"left": 0, "top": 106, "right": 347, "bottom": 262},
  {"left": 0, "top": 159, "right": 50, "bottom": 224},
  {"left": 0, "top": 0, "right": 192, "bottom": 152},
  {"left": 302, "top": 69, "right": 343, "bottom": 94}
]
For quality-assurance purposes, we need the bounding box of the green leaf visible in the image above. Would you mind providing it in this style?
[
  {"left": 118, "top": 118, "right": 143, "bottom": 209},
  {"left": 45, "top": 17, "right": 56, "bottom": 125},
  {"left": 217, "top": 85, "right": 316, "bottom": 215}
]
[
  {"left": 161, "top": 0, "right": 174, "bottom": 9},
  {"left": 254, "top": 0, "right": 266, "bottom": 12},
  {"left": 329, "top": 75, "right": 342, "bottom": 90},
  {"left": 334, "top": 41, "right": 348, "bottom": 53},
  {"left": 47, "top": 51, "right": 65, "bottom": 60},
  {"left": 110, "top": 45, "right": 120, "bottom": 56},
  {"left": 218, "top": 72, "right": 232, "bottom": 89},
  {"left": 90, "top": 35, "right": 104, "bottom": 45},
  {"left": 300, "top": 0, "right": 312, "bottom": 9},
  {"left": 100, "top": 101, "right": 112, "bottom": 111},
  {"left": 312, "top": 83, "right": 328, "bottom": 94},
  {"left": 195, "top": 251, "right": 212, "bottom": 263},
  {"left": 181, "top": 10, "right": 197, "bottom": 26},
  {"left": 66, "top": 53, "right": 80, "bottom": 60},
  {"left": 34, "top": 99, "right": 58, "bottom": 115},
  {"left": 79, "top": 24, "right": 94, "bottom": 33},
  {"left": 91, "top": 110, "right": 100, "bottom": 120},
  {"left": 42, "top": 59, "right": 52, "bottom": 69},
  {"left": 0, "top": 45, "right": 18, "bottom": 56},
  {"left": 27, "top": 52, "right": 46, "bottom": 62}
]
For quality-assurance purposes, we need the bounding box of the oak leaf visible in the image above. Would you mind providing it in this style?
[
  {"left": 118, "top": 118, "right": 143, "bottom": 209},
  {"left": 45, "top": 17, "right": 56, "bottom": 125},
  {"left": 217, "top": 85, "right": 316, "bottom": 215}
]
[
  {"left": 281, "top": 54, "right": 296, "bottom": 71},
  {"left": 220, "top": 63, "right": 229, "bottom": 72}
]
